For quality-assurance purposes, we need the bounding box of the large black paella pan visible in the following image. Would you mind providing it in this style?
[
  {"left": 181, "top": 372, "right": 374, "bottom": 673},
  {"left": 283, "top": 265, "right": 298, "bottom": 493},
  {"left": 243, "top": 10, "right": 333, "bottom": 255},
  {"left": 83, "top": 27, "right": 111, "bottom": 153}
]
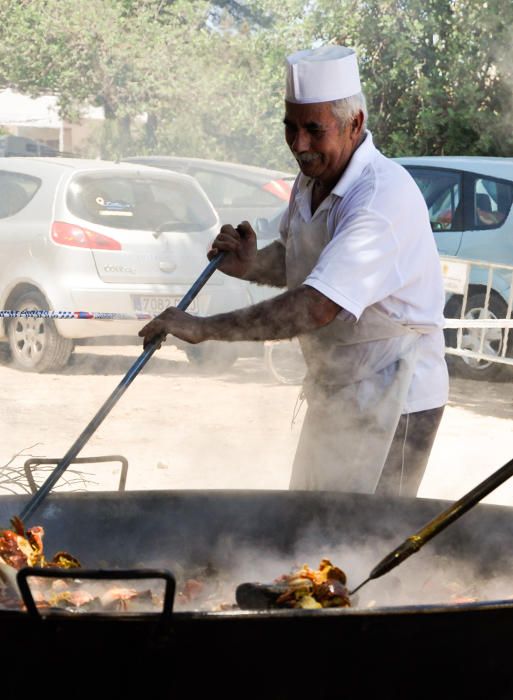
[{"left": 1, "top": 488, "right": 513, "bottom": 700}]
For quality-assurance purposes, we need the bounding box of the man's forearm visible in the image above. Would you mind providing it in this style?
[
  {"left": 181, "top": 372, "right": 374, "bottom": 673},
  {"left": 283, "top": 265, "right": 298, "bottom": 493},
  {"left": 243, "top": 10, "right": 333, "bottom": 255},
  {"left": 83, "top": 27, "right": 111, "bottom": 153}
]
[
  {"left": 199, "top": 285, "right": 350, "bottom": 342},
  {"left": 243, "top": 240, "right": 287, "bottom": 288}
]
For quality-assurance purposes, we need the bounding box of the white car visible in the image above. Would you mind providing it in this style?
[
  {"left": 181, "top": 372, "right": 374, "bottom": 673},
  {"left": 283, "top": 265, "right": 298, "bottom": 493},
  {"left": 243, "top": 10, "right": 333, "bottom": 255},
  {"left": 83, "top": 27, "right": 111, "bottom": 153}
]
[
  {"left": 122, "top": 155, "right": 295, "bottom": 229},
  {"left": 0, "top": 157, "right": 248, "bottom": 371}
]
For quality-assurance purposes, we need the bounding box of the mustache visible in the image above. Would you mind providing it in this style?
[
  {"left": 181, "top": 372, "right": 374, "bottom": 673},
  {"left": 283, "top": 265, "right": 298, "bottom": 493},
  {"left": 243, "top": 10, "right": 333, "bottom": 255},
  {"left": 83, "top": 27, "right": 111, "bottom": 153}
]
[{"left": 293, "top": 152, "right": 321, "bottom": 164}]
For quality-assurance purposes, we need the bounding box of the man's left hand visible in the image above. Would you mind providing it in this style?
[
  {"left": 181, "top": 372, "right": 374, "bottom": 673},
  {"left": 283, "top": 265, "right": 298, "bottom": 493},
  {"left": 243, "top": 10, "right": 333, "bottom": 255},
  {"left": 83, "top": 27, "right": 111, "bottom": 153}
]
[{"left": 138, "top": 307, "right": 204, "bottom": 349}]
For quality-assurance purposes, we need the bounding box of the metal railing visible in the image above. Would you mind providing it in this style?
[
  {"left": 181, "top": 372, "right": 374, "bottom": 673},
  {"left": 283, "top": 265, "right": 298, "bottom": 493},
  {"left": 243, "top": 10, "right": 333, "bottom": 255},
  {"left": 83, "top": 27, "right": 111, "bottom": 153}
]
[
  {"left": 2, "top": 256, "right": 513, "bottom": 373},
  {"left": 440, "top": 255, "right": 513, "bottom": 367}
]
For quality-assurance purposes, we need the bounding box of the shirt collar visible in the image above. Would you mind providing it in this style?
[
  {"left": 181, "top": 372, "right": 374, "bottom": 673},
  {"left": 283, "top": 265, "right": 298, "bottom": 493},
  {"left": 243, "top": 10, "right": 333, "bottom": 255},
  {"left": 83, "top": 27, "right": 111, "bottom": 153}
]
[{"left": 331, "top": 130, "right": 376, "bottom": 198}]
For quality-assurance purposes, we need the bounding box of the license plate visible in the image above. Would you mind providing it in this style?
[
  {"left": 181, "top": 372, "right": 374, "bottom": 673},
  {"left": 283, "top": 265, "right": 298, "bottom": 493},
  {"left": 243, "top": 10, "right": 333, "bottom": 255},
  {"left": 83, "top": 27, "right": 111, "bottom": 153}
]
[{"left": 131, "top": 295, "right": 198, "bottom": 314}]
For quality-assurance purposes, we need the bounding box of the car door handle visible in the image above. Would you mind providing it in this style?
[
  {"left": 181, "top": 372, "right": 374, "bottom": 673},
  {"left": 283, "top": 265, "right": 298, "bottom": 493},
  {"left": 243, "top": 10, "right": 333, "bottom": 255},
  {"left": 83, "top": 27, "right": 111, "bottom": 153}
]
[{"left": 159, "top": 261, "right": 177, "bottom": 273}]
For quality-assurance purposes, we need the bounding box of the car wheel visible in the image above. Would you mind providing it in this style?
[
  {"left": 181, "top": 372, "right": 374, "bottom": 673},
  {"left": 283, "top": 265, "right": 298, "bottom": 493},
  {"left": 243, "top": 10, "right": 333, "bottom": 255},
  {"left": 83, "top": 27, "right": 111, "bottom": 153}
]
[
  {"left": 264, "top": 339, "right": 306, "bottom": 385},
  {"left": 444, "top": 292, "right": 509, "bottom": 381},
  {"left": 7, "top": 292, "right": 73, "bottom": 372},
  {"left": 184, "top": 341, "right": 238, "bottom": 373}
]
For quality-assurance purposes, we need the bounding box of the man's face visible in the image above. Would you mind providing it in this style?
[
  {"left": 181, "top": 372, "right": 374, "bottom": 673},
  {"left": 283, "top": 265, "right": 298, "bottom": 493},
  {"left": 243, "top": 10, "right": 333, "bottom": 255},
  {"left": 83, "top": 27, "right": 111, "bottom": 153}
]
[{"left": 284, "top": 101, "right": 363, "bottom": 186}]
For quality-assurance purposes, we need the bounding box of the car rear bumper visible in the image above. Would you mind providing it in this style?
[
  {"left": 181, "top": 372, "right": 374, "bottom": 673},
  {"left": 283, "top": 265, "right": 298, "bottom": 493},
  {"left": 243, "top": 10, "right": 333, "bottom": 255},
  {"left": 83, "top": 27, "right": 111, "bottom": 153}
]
[{"left": 52, "top": 286, "right": 211, "bottom": 338}]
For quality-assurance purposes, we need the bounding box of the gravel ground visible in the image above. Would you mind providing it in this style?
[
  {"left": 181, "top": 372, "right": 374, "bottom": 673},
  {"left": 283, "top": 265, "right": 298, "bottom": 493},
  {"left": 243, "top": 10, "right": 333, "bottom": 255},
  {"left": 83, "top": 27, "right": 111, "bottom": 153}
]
[{"left": 0, "top": 342, "right": 512, "bottom": 506}]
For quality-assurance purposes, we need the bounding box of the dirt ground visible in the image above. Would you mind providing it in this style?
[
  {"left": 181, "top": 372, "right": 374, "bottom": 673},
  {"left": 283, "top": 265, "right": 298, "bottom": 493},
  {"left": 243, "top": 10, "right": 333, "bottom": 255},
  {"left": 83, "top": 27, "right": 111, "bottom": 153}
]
[{"left": 0, "top": 341, "right": 512, "bottom": 507}]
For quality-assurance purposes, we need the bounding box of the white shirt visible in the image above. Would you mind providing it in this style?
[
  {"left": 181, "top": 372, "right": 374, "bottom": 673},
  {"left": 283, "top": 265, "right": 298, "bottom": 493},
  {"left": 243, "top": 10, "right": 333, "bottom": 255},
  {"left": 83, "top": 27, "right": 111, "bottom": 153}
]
[{"left": 280, "top": 131, "right": 449, "bottom": 413}]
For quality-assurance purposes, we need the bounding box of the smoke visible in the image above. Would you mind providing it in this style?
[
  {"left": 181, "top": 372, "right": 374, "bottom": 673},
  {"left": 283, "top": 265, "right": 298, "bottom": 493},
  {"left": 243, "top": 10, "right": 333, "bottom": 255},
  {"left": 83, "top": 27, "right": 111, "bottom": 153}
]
[
  {"left": 129, "top": 490, "right": 513, "bottom": 612},
  {"left": 151, "top": 531, "right": 511, "bottom": 612}
]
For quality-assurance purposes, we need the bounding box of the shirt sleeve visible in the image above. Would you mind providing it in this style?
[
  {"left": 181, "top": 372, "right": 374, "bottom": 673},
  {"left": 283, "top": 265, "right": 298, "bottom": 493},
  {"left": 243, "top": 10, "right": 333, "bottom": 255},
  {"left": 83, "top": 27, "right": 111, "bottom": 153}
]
[{"left": 304, "top": 205, "right": 403, "bottom": 320}]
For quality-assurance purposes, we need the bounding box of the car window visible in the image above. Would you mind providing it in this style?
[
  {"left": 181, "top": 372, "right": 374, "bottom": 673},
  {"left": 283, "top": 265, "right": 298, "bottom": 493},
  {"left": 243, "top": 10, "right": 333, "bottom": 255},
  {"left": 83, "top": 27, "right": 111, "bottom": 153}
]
[
  {"left": 66, "top": 173, "right": 217, "bottom": 231},
  {"left": 472, "top": 176, "right": 513, "bottom": 229},
  {"left": 191, "top": 169, "right": 284, "bottom": 207},
  {"left": 403, "top": 166, "right": 463, "bottom": 232},
  {"left": 0, "top": 170, "right": 41, "bottom": 218}
]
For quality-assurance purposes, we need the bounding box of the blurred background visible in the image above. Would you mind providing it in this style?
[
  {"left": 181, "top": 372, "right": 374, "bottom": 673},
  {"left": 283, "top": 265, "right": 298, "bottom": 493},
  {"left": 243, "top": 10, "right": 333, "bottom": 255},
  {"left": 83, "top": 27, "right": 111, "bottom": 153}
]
[{"left": 0, "top": 0, "right": 512, "bottom": 165}]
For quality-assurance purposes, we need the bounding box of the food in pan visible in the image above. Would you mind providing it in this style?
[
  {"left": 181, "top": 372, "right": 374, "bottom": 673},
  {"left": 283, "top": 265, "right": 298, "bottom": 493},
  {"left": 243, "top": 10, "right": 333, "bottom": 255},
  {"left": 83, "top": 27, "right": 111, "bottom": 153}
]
[
  {"left": 35, "top": 582, "right": 157, "bottom": 613},
  {"left": 0, "top": 519, "right": 162, "bottom": 612},
  {"left": 175, "top": 563, "right": 221, "bottom": 607},
  {"left": 0, "top": 525, "right": 232, "bottom": 612},
  {"left": 237, "top": 558, "right": 352, "bottom": 610},
  {"left": 274, "top": 558, "right": 351, "bottom": 609},
  {"left": 0, "top": 517, "right": 80, "bottom": 570},
  {"left": 36, "top": 566, "right": 235, "bottom": 614}
]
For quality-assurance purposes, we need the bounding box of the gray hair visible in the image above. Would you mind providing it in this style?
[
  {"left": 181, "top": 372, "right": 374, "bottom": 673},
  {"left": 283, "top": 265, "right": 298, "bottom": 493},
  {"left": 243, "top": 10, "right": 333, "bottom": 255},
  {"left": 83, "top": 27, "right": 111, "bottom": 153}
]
[{"left": 330, "top": 93, "right": 368, "bottom": 130}]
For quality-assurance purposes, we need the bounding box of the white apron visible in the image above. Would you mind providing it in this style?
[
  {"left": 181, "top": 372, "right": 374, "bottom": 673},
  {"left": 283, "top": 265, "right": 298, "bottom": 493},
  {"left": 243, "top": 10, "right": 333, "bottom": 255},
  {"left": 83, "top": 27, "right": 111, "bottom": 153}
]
[{"left": 287, "top": 195, "right": 428, "bottom": 493}]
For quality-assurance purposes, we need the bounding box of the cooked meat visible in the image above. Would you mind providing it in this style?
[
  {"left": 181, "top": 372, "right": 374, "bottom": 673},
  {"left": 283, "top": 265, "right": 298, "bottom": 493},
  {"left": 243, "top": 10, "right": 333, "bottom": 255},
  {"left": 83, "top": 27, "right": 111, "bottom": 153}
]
[
  {"left": 274, "top": 559, "right": 351, "bottom": 609},
  {"left": 236, "top": 559, "right": 351, "bottom": 610}
]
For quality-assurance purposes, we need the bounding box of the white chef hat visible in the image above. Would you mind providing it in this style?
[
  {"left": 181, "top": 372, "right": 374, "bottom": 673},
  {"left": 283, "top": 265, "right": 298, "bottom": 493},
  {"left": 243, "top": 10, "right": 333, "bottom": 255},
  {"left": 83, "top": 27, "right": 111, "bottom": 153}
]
[{"left": 285, "top": 45, "right": 362, "bottom": 104}]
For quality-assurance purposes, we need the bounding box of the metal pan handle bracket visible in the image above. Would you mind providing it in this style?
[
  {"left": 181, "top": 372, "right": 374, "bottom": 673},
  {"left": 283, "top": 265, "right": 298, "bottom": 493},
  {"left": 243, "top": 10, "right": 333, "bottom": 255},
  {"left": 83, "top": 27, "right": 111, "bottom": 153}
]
[
  {"left": 16, "top": 567, "right": 176, "bottom": 620},
  {"left": 23, "top": 455, "right": 129, "bottom": 493}
]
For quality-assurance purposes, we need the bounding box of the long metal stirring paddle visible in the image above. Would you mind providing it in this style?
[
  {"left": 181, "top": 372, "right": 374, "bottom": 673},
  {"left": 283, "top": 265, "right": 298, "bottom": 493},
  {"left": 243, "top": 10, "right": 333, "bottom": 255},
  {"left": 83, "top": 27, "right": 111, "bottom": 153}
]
[
  {"left": 18, "top": 252, "right": 225, "bottom": 524},
  {"left": 350, "top": 456, "right": 513, "bottom": 595}
]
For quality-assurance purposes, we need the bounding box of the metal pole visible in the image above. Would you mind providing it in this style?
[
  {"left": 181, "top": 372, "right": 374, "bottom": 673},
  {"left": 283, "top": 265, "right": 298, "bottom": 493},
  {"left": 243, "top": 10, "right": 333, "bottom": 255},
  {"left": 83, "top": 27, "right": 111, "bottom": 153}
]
[
  {"left": 350, "top": 456, "right": 513, "bottom": 595},
  {"left": 19, "top": 253, "right": 225, "bottom": 523}
]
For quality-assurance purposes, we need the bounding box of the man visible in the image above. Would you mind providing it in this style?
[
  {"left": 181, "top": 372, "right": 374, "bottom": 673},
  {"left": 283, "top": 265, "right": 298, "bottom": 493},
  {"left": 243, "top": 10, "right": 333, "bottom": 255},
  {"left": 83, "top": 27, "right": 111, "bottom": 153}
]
[{"left": 139, "top": 45, "right": 449, "bottom": 496}]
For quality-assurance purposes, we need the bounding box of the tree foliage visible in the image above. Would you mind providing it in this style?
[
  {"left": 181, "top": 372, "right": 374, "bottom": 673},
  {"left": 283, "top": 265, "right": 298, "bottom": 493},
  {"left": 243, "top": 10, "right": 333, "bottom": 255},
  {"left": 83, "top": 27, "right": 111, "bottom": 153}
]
[
  {"left": 302, "top": 0, "right": 513, "bottom": 157},
  {"left": 0, "top": 0, "right": 512, "bottom": 165}
]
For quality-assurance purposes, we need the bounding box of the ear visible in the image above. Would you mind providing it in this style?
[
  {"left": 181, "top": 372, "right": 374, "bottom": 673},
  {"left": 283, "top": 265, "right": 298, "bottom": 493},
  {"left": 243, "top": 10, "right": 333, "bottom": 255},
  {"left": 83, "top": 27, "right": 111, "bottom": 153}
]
[{"left": 351, "top": 110, "right": 365, "bottom": 138}]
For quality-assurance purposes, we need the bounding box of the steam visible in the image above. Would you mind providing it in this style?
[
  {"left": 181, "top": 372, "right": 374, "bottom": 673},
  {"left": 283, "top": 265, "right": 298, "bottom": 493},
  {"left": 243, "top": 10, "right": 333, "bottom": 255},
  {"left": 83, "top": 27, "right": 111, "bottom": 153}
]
[{"left": 146, "top": 531, "right": 511, "bottom": 612}]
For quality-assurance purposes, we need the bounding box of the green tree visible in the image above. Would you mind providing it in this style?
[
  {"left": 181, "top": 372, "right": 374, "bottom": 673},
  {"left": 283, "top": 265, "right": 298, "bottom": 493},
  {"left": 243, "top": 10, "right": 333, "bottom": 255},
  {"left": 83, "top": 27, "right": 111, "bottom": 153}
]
[
  {"left": 0, "top": 0, "right": 512, "bottom": 164},
  {"left": 0, "top": 0, "right": 210, "bottom": 158},
  {"left": 302, "top": 0, "right": 513, "bottom": 156}
]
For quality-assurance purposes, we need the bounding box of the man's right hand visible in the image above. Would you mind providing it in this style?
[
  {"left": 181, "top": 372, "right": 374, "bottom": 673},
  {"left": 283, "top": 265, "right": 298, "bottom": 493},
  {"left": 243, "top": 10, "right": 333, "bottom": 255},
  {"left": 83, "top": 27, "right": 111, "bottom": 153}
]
[{"left": 208, "top": 220, "right": 257, "bottom": 279}]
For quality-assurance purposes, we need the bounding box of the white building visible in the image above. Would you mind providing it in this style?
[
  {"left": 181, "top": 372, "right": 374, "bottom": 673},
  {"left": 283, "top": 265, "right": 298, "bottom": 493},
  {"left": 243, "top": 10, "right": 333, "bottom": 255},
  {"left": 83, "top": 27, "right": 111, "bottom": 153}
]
[{"left": 0, "top": 88, "right": 104, "bottom": 155}]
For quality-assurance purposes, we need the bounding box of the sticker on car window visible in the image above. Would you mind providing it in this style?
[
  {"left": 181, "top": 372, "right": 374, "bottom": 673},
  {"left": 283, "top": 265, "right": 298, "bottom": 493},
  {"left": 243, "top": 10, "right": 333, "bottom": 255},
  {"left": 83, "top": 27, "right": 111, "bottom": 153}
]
[{"left": 96, "top": 196, "right": 134, "bottom": 217}]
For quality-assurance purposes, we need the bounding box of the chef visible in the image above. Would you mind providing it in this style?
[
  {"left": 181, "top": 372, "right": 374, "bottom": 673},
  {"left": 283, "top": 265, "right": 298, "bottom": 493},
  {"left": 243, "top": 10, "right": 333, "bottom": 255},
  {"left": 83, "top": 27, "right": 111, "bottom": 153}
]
[{"left": 139, "top": 45, "right": 449, "bottom": 496}]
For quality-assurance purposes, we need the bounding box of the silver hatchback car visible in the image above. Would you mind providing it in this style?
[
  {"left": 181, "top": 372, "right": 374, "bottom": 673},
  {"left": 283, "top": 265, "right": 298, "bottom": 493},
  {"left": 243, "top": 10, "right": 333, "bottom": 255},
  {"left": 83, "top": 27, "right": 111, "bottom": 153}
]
[{"left": 0, "top": 157, "right": 246, "bottom": 371}]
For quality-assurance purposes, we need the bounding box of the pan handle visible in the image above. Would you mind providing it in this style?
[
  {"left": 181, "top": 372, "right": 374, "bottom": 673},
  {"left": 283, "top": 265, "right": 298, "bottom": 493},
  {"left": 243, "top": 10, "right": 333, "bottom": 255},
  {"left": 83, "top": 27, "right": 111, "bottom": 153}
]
[
  {"left": 23, "top": 455, "right": 129, "bottom": 493},
  {"left": 350, "top": 456, "right": 513, "bottom": 595},
  {"left": 17, "top": 567, "right": 176, "bottom": 620}
]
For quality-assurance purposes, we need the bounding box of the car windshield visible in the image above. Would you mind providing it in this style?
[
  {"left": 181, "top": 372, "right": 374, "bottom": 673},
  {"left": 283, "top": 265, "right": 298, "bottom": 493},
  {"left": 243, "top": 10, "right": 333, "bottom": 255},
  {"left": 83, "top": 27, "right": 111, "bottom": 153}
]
[{"left": 66, "top": 172, "right": 217, "bottom": 231}]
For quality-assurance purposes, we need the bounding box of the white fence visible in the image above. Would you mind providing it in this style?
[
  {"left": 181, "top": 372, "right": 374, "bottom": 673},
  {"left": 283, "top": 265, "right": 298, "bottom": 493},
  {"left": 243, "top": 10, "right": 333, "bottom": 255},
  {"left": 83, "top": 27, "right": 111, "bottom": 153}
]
[{"left": 440, "top": 255, "right": 513, "bottom": 367}]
